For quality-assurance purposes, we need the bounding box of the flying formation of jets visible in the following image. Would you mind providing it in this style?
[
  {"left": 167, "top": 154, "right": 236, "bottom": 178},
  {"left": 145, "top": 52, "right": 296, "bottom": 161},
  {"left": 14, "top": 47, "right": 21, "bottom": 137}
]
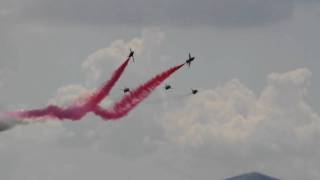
[{"left": 126, "top": 49, "right": 198, "bottom": 95}]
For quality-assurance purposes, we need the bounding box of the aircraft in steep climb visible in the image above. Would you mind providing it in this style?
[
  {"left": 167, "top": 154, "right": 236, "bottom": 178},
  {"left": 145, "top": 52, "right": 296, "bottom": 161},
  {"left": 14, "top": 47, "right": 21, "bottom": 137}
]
[
  {"left": 128, "top": 48, "right": 135, "bottom": 62},
  {"left": 185, "top": 53, "right": 195, "bottom": 67}
]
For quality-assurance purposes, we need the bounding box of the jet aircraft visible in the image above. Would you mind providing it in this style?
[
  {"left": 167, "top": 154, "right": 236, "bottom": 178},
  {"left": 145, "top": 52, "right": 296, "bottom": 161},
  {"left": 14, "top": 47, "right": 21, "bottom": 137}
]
[
  {"left": 121, "top": 87, "right": 130, "bottom": 94},
  {"left": 164, "top": 84, "right": 172, "bottom": 90},
  {"left": 128, "top": 48, "right": 135, "bottom": 62},
  {"left": 191, "top": 89, "right": 198, "bottom": 95},
  {"left": 185, "top": 53, "right": 195, "bottom": 67}
]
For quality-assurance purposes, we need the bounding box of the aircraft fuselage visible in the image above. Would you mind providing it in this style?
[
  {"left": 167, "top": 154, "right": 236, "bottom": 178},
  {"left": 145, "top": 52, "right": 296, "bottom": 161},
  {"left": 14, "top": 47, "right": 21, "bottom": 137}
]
[{"left": 186, "top": 57, "right": 195, "bottom": 66}]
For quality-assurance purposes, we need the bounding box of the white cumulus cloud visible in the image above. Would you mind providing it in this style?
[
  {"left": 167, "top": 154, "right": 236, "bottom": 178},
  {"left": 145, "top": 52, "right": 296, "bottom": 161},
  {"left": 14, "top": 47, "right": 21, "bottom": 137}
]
[
  {"left": 162, "top": 68, "right": 320, "bottom": 179},
  {"left": 82, "top": 28, "right": 165, "bottom": 82}
]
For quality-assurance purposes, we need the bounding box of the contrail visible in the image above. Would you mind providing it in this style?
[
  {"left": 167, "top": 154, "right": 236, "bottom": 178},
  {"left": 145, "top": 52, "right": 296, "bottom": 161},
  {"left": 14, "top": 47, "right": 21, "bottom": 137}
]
[
  {"left": 9, "top": 58, "right": 130, "bottom": 120},
  {"left": 93, "top": 63, "right": 185, "bottom": 120}
]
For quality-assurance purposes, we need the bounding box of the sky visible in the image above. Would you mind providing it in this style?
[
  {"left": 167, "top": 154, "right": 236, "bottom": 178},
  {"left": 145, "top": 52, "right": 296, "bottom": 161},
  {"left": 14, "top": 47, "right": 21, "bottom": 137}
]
[{"left": 0, "top": 0, "right": 320, "bottom": 179}]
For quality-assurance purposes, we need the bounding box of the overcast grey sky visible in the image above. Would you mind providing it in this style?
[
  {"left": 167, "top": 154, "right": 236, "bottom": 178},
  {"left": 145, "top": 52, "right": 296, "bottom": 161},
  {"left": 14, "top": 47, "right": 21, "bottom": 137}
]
[{"left": 0, "top": 1, "right": 320, "bottom": 179}]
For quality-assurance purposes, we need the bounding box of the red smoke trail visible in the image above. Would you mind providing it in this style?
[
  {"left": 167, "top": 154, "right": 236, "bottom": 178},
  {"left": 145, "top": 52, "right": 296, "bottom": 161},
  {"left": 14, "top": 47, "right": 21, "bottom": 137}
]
[
  {"left": 6, "top": 59, "right": 185, "bottom": 121},
  {"left": 81, "top": 58, "right": 130, "bottom": 109},
  {"left": 10, "top": 58, "right": 130, "bottom": 120},
  {"left": 93, "top": 63, "right": 185, "bottom": 120}
]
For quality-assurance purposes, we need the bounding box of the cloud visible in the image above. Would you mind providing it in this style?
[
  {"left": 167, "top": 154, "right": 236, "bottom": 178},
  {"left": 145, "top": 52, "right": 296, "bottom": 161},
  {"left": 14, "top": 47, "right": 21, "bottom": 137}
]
[
  {"left": 164, "top": 79, "right": 258, "bottom": 145},
  {"left": 11, "top": 0, "right": 295, "bottom": 27},
  {"left": 162, "top": 68, "right": 320, "bottom": 179},
  {"left": 82, "top": 28, "right": 165, "bottom": 82},
  {"left": 0, "top": 68, "right": 319, "bottom": 179},
  {"left": 48, "top": 84, "right": 93, "bottom": 106},
  {"left": 0, "top": 26, "right": 17, "bottom": 82},
  {"left": 82, "top": 36, "right": 144, "bottom": 82}
]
